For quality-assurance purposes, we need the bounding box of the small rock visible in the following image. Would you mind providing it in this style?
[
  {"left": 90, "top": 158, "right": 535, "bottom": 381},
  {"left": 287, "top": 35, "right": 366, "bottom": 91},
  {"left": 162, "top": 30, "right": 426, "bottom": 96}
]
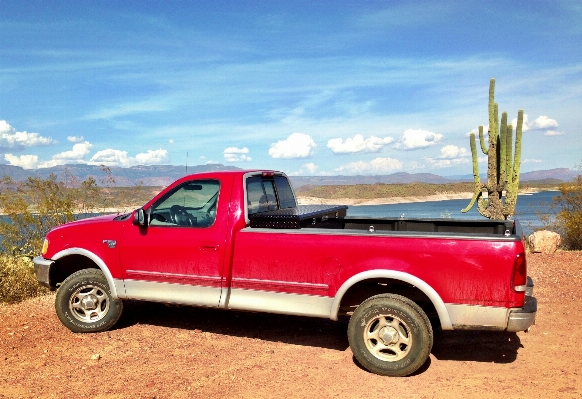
[
  {"left": 528, "top": 230, "right": 561, "bottom": 254},
  {"left": 90, "top": 354, "right": 101, "bottom": 361}
]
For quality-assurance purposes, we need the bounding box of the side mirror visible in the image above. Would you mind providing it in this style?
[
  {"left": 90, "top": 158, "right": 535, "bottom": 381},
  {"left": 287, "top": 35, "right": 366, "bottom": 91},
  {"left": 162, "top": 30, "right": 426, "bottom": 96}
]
[{"left": 132, "top": 208, "right": 147, "bottom": 226}]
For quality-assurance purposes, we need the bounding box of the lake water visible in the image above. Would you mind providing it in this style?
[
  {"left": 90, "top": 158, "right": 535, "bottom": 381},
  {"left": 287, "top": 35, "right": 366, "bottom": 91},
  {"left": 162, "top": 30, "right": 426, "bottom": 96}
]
[{"left": 347, "top": 191, "right": 559, "bottom": 236}]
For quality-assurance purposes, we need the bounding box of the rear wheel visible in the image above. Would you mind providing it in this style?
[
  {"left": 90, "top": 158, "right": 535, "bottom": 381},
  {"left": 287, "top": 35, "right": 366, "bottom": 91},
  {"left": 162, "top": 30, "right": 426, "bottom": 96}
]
[
  {"left": 348, "top": 294, "right": 433, "bottom": 376},
  {"left": 55, "top": 268, "right": 123, "bottom": 333}
]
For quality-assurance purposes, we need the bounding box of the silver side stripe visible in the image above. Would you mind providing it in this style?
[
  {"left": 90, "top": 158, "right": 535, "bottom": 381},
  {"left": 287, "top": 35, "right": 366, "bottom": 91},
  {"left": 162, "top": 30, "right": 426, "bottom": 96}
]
[
  {"left": 125, "top": 270, "right": 222, "bottom": 286},
  {"left": 231, "top": 277, "right": 328, "bottom": 292}
]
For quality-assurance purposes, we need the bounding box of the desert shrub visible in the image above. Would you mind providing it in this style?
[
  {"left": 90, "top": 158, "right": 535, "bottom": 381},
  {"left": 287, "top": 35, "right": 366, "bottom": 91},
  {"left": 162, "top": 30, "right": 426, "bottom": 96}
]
[
  {"left": 0, "top": 168, "right": 151, "bottom": 303},
  {"left": 0, "top": 174, "right": 78, "bottom": 258},
  {"left": 554, "top": 175, "right": 582, "bottom": 250},
  {"left": 0, "top": 255, "right": 49, "bottom": 303}
]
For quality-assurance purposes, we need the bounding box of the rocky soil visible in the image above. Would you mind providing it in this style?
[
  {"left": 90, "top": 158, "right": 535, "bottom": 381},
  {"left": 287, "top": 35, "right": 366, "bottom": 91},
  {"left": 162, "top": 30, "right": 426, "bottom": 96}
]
[{"left": 1, "top": 252, "right": 581, "bottom": 399}]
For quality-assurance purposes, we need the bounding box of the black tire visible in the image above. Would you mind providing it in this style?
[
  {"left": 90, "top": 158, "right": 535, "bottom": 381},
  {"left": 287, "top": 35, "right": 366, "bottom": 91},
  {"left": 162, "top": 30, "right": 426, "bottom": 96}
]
[
  {"left": 348, "top": 294, "right": 433, "bottom": 377},
  {"left": 55, "top": 268, "right": 123, "bottom": 333}
]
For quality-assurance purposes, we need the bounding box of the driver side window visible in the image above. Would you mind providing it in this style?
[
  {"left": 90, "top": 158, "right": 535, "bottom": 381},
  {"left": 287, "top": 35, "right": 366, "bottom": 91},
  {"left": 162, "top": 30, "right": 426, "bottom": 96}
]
[{"left": 149, "top": 180, "right": 220, "bottom": 228}]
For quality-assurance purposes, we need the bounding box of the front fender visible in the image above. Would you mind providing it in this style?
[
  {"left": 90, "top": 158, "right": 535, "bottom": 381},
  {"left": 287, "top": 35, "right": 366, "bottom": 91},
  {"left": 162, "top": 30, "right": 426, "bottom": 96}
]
[{"left": 51, "top": 248, "right": 125, "bottom": 299}]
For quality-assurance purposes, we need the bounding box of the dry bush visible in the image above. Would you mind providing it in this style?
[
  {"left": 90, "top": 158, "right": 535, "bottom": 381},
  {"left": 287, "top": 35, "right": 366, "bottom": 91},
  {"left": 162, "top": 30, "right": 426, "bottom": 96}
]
[
  {"left": 0, "top": 167, "right": 152, "bottom": 303},
  {"left": 0, "top": 255, "right": 49, "bottom": 303},
  {"left": 554, "top": 175, "right": 582, "bottom": 250}
]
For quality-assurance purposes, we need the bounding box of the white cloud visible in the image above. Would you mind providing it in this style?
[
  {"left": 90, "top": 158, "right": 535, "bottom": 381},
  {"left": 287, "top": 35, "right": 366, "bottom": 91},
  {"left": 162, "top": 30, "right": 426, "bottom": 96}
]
[
  {"left": 67, "top": 136, "right": 84, "bottom": 143},
  {"left": 5, "top": 141, "right": 94, "bottom": 169},
  {"left": 426, "top": 157, "right": 469, "bottom": 168},
  {"left": 289, "top": 162, "right": 320, "bottom": 176},
  {"left": 136, "top": 149, "right": 169, "bottom": 165},
  {"left": 169, "top": 139, "right": 175, "bottom": 144},
  {"left": 89, "top": 148, "right": 169, "bottom": 167},
  {"left": 532, "top": 115, "right": 558, "bottom": 129},
  {"left": 523, "top": 158, "right": 543, "bottom": 164},
  {"left": 545, "top": 130, "right": 563, "bottom": 136},
  {"left": 89, "top": 149, "right": 132, "bottom": 166},
  {"left": 511, "top": 114, "right": 562, "bottom": 135},
  {"left": 4, "top": 154, "right": 40, "bottom": 169},
  {"left": 223, "top": 147, "right": 252, "bottom": 162},
  {"left": 53, "top": 142, "right": 93, "bottom": 161},
  {"left": 34, "top": 141, "right": 94, "bottom": 168},
  {"left": 439, "top": 145, "right": 470, "bottom": 159},
  {"left": 408, "top": 161, "right": 425, "bottom": 169},
  {"left": 394, "top": 129, "right": 443, "bottom": 150},
  {"left": 302, "top": 162, "right": 319, "bottom": 174},
  {"left": 335, "top": 157, "right": 402, "bottom": 174},
  {"left": 327, "top": 134, "right": 394, "bottom": 154},
  {"left": 269, "top": 133, "right": 316, "bottom": 159},
  {"left": 0, "top": 120, "right": 56, "bottom": 151}
]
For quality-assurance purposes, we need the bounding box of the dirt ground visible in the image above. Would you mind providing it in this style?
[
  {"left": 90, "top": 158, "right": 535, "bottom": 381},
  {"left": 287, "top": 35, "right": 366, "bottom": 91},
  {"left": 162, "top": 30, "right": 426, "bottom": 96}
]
[{"left": 1, "top": 252, "right": 581, "bottom": 399}]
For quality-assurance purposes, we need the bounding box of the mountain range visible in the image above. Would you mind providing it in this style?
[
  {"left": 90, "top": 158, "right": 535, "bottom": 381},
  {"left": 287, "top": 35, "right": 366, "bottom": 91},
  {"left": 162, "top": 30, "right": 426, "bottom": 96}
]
[{"left": 0, "top": 164, "right": 577, "bottom": 188}]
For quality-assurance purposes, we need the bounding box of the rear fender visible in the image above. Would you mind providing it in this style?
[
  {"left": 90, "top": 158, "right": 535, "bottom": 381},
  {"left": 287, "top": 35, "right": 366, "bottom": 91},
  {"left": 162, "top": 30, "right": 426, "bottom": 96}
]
[{"left": 331, "top": 270, "right": 453, "bottom": 330}]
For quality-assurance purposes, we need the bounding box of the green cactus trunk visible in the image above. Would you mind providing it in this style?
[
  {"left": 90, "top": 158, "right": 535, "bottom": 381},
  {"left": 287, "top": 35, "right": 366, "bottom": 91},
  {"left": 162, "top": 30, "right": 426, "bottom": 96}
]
[{"left": 461, "top": 79, "right": 523, "bottom": 220}]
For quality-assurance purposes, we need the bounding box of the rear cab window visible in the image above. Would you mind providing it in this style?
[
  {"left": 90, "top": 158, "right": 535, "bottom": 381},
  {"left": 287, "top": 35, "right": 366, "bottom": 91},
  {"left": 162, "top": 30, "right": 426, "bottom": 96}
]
[{"left": 246, "top": 174, "right": 297, "bottom": 217}]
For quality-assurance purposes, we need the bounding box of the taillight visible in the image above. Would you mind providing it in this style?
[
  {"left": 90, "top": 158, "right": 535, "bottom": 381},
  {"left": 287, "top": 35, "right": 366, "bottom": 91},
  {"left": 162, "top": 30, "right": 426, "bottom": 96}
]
[
  {"left": 512, "top": 253, "right": 527, "bottom": 292},
  {"left": 262, "top": 171, "right": 275, "bottom": 177}
]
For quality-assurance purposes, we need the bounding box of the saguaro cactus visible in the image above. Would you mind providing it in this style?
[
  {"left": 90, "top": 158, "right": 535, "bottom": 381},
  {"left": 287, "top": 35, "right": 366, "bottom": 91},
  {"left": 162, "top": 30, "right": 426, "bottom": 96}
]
[{"left": 462, "top": 78, "right": 523, "bottom": 220}]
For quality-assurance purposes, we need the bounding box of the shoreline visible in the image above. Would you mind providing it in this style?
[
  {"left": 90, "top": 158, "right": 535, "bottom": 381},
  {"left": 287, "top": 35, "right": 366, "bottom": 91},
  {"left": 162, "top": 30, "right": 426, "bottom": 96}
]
[{"left": 297, "top": 187, "right": 546, "bottom": 206}]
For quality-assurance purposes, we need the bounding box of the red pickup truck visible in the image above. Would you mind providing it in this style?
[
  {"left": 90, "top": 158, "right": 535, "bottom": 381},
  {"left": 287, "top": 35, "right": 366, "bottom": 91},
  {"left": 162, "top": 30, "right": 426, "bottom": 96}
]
[{"left": 34, "top": 170, "right": 536, "bottom": 376}]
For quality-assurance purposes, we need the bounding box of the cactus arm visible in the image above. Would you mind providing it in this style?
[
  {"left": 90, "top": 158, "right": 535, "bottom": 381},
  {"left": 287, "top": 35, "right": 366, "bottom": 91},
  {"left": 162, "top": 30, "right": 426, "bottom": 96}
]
[
  {"left": 477, "top": 196, "right": 492, "bottom": 219},
  {"left": 488, "top": 79, "right": 496, "bottom": 142},
  {"left": 499, "top": 112, "right": 508, "bottom": 187},
  {"left": 461, "top": 133, "right": 482, "bottom": 213},
  {"left": 504, "top": 111, "right": 523, "bottom": 216},
  {"left": 486, "top": 102, "right": 498, "bottom": 194},
  {"left": 506, "top": 124, "right": 513, "bottom": 185},
  {"left": 462, "top": 189, "right": 481, "bottom": 214},
  {"left": 478, "top": 126, "right": 487, "bottom": 154}
]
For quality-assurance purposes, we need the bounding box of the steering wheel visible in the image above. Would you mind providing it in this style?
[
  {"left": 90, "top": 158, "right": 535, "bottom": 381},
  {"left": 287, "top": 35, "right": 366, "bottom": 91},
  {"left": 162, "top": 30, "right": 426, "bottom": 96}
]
[{"left": 170, "top": 205, "right": 196, "bottom": 226}]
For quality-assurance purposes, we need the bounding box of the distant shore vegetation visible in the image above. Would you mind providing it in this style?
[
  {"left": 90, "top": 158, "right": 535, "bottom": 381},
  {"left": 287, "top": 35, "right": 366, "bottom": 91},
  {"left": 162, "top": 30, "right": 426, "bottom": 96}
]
[{"left": 295, "top": 181, "right": 559, "bottom": 200}]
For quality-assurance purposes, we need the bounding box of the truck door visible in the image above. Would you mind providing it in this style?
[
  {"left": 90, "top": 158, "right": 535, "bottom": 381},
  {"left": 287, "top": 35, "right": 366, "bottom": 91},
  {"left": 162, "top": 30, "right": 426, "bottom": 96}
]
[{"left": 120, "top": 178, "right": 229, "bottom": 307}]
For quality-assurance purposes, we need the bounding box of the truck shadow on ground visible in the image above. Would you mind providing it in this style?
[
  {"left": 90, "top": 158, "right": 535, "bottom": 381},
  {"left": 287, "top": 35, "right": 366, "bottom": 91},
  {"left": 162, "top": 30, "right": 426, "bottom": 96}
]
[
  {"left": 116, "top": 300, "right": 351, "bottom": 351},
  {"left": 431, "top": 330, "right": 523, "bottom": 363},
  {"left": 117, "top": 301, "right": 523, "bottom": 366}
]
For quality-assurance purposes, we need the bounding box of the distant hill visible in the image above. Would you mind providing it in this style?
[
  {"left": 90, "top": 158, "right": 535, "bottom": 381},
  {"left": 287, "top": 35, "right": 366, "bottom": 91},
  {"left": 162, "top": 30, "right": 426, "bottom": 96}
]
[
  {"left": 289, "top": 172, "right": 455, "bottom": 189},
  {"left": 520, "top": 168, "right": 578, "bottom": 182},
  {"left": 0, "top": 164, "right": 240, "bottom": 187},
  {"left": 0, "top": 164, "right": 577, "bottom": 187},
  {"left": 427, "top": 168, "right": 578, "bottom": 185}
]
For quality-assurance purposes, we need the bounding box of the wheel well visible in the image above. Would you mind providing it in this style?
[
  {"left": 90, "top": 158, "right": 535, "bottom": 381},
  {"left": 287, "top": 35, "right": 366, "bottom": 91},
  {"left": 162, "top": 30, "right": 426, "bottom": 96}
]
[
  {"left": 338, "top": 278, "right": 440, "bottom": 328},
  {"left": 49, "top": 255, "right": 100, "bottom": 288}
]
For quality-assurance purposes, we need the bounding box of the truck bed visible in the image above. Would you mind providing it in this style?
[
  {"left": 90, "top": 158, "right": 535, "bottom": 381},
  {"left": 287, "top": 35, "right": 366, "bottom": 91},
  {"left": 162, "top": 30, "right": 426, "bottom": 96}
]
[{"left": 249, "top": 205, "right": 517, "bottom": 236}]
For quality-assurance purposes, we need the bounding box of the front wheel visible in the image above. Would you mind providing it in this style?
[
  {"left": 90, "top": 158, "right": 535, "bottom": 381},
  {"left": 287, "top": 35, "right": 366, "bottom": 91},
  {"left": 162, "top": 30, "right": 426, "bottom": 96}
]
[
  {"left": 55, "top": 268, "right": 123, "bottom": 333},
  {"left": 348, "top": 294, "right": 433, "bottom": 377}
]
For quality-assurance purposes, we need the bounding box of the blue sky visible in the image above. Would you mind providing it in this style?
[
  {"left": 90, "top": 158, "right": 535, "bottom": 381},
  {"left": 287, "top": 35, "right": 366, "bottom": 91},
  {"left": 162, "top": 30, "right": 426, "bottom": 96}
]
[{"left": 1, "top": 0, "right": 581, "bottom": 176}]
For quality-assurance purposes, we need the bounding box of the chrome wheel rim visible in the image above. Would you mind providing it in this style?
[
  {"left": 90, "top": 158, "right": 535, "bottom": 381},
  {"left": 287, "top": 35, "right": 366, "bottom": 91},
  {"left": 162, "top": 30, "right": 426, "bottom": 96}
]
[
  {"left": 363, "top": 314, "right": 412, "bottom": 361},
  {"left": 69, "top": 284, "right": 110, "bottom": 323}
]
